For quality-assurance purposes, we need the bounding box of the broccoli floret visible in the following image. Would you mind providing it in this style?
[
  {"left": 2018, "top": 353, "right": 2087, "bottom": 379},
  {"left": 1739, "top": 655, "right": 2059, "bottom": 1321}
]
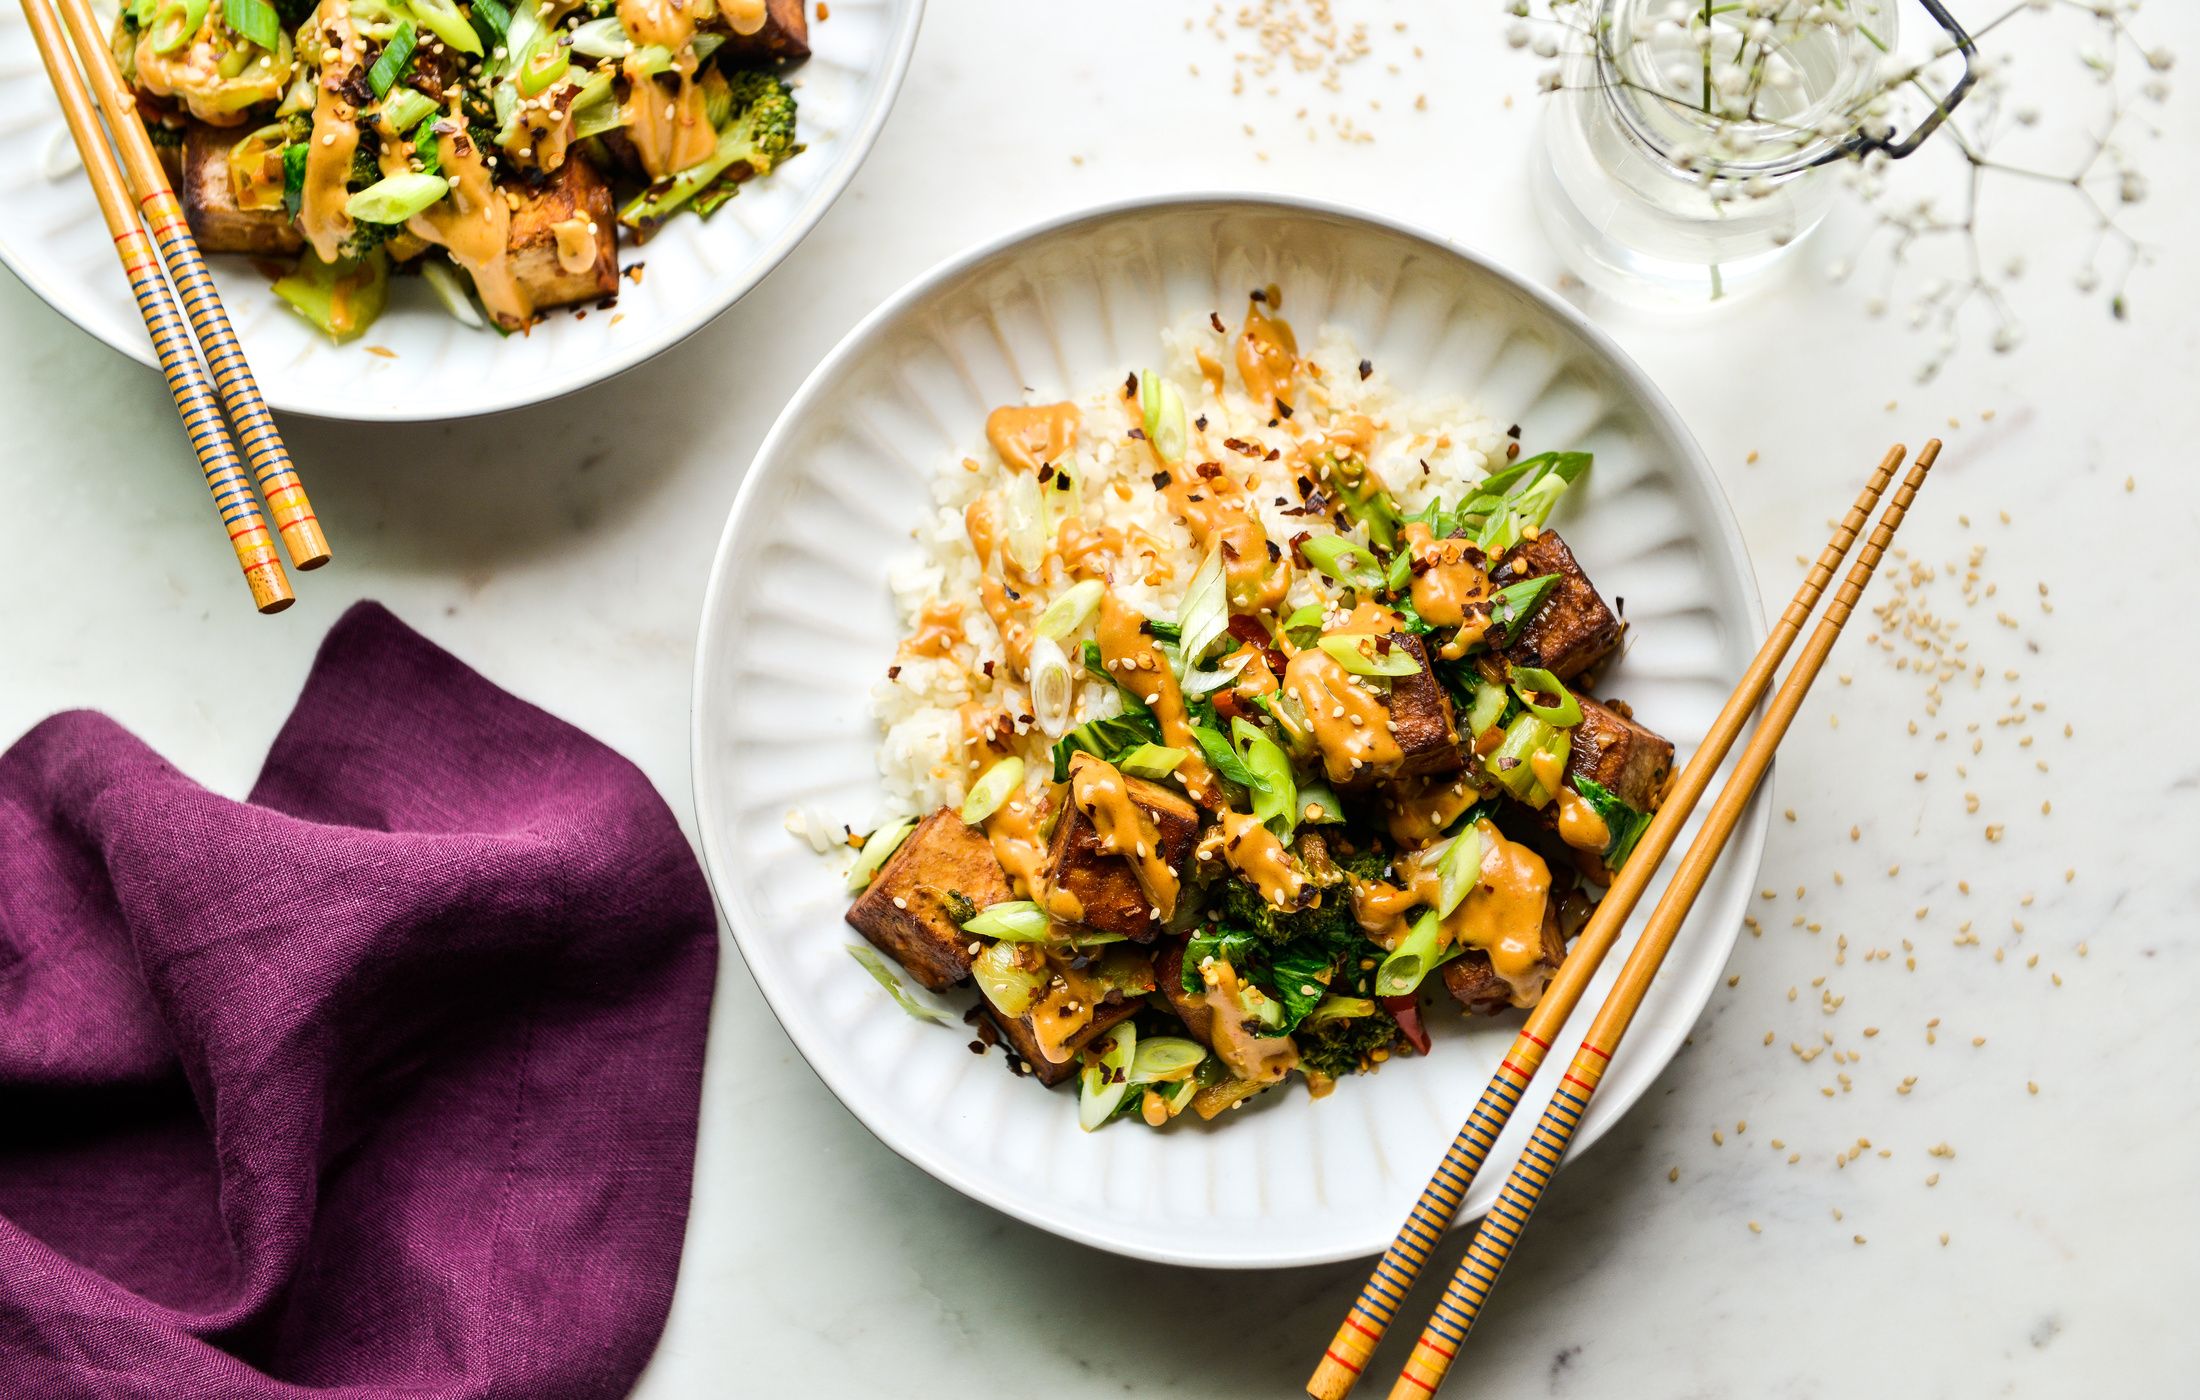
[
  {"left": 1216, "top": 874, "right": 1356, "bottom": 948},
  {"left": 1298, "top": 1012, "right": 1402, "bottom": 1079},
  {"left": 618, "top": 70, "right": 799, "bottom": 230}
]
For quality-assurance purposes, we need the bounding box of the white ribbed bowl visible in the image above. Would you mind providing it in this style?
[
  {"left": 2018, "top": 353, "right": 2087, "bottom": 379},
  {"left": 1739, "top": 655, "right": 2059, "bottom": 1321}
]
[
  {"left": 0, "top": 0, "right": 921, "bottom": 421},
  {"left": 693, "top": 195, "right": 1767, "bottom": 1268}
]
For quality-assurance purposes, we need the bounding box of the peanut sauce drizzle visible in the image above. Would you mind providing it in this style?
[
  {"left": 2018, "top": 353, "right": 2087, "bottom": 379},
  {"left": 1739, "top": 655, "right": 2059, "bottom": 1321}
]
[
  {"left": 622, "top": 45, "right": 716, "bottom": 179},
  {"left": 1189, "top": 960, "right": 1300, "bottom": 1083},
  {"left": 1385, "top": 774, "right": 1482, "bottom": 847},
  {"left": 1556, "top": 786, "right": 1611, "bottom": 852},
  {"left": 299, "top": 0, "right": 360, "bottom": 263},
  {"left": 986, "top": 403, "right": 1080, "bottom": 474},
  {"left": 1213, "top": 809, "right": 1305, "bottom": 908},
  {"left": 380, "top": 115, "right": 530, "bottom": 331},
  {"left": 1162, "top": 466, "right": 1291, "bottom": 612},
  {"left": 1283, "top": 649, "right": 1402, "bottom": 785},
  {"left": 1027, "top": 956, "right": 1106, "bottom": 1063},
  {"left": 1349, "top": 818, "right": 1553, "bottom": 1004},
  {"left": 1402, "top": 521, "right": 1495, "bottom": 662},
  {"left": 901, "top": 599, "right": 965, "bottom": 659},
  {"left": 1095, "top": 594, "right": 1215, "bottom": 805},
  {"left": 1236, "top": 285, "right": 1299, "bottom": 414},
  {"left": 1068, "top": 753, "right": 1177, "bottom": 921}
]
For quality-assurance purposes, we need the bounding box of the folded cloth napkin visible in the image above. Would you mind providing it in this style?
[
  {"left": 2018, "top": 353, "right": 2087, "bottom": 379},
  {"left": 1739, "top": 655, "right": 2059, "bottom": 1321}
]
[{"left": 0, "top": 602, "right": 717, "bottom": 1398}]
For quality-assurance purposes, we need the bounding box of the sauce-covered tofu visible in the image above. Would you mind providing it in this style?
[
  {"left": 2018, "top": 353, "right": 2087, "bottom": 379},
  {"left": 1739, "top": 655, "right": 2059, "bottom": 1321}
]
[
  {"left": 845, "top": 808, "right": 1010, "bottom": 991},
  {"left": 1497, "top": 531, "right": 1623, "bottom": 681}
]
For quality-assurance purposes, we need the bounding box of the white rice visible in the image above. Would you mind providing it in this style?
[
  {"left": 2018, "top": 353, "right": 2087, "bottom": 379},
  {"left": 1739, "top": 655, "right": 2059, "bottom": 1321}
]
[{"left": 867, "top": 308, "right": 1511, "bottom": 823}]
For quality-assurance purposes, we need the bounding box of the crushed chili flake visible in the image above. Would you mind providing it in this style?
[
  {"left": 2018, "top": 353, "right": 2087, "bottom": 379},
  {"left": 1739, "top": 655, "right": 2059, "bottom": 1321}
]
[
  {"left": 1358, "top": 358, "right": 1373, "bottom": 380},
  {"left": 1151, "top": 471, "right": 1172, "bottom": 489},
  {"left": 1210, "top": 311, "right": 1226, "bottom": 333},
  {"left": 1127, "top": 427, "right": 1146, "bottom": 440},
  {"left": 1224, "top": 437, "right": 1261, "bottom": 456},
  {"left": 1506, "top": 423, "right": 1522, "bottom": 438},
  {"left": 1249, "top": 287, "right": 1268, "bottom": 303},
  {"left": 886, "top": 665, "right": 902, "bottom": 680},
  {"left": 1275, "top": 399, "right": 1294, "bottom": 419},
  {"left": 1123, "top": 371, "right": 1138, "bottom": 398}
]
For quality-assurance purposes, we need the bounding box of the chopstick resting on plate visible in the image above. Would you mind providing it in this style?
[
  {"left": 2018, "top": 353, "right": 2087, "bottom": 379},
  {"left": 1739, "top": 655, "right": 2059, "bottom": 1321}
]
[
  {"left": 1377, "top": 440, "right": 1940, "bottom": 1400},
  {"left": 1307, "top": 442, "right": 1913, "bottom": 1400},
  {"left": 21, "top": 0, "right": 328, "bottom": 611}
]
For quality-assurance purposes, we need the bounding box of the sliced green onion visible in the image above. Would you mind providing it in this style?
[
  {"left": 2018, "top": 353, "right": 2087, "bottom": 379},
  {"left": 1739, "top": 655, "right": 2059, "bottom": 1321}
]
[
  {"left": 420, "top": 260, "right": 484, "bottom": 330},
  {"left": 997, "top": 466, "right": 1047, "bottom": 576},
  {"left": 1432, "top": 821, "right": 1486, "bottom": 918},
  {"left": 1282, "top": 603, "right": 1324, "bottom": 640},
  {"left": 1078, "top": 1021, "right": 1137, "bottom": 1131},
  {"left": 1027, "top": 634, "right": 1075, "bottom": 739},
  {"left": 1034, "top": 579, "right": 1105, "bottom": 641},
  {"left": 1128, "top": 1035, "right": 1207, "bottom": 1084},
  {"left": 1383, "top": 547, "right": 1413, "bottom": 595},
  {"left": 567, "top": 13, "right": 628, "bottom": 55},
  {"left": 1317, "top": 633, "right": 1421, "bottom": 677},
  {"left": 844, "top": 816, "right": 914, "bottom": 892},
  {"left": 1486, "top": 574, "right": 1561, "bottom": 647},
  {"left": 366, "top": 18, "right": 416, "bottom": 97},
  {"left": 517, "top": 41, "right": 568, "bottom": 95},
  {"left": 407, "top": 0, "right": 485, "bottom": 54},
  {"left": 571, "top": 77, "right": 625, "bottom": 139},
  {"left": 1465, "top": 679, "right": 1510, "bottom": 737},
  {"left": 1157, "top": 1074, "right": 1199, "bottom": 1118},
  {"left": 1117, "top": 743, "right": 1187, "bottom": 780},
  {"left": 1071, "top": 928, "right": 1129, "bottom": 948},
  {"left": 1297, "top": 780, "right": 1344, "bottom": 825},
  {"left": 1174, "top": 646, "right": 1247, "bottom": 697},
  {"left": 1300, "top": 534, "right": 1383, "bottom": 591},
  {"left": 846, "top": 944, "right": 950, "bottom": 1026},
  {"left": 1374, "top": 909, "right": 1444, "bottom": 998},
  {"left": 1176, "top": 546, "right": 1228, "bottom": 669},
  {"left": 1190, "top": 722, "right": 1258, "bottom": 790},
  {"left": 960, "top": 756, "right": 1024, "bottom": 825},
  {"left": 1138, "top": 369, "right": 1188, "bottom": 467},
  {"left": 1041, "top": 453, "right": 1083, "bottom": 534},
  {"left": 1237, "top": 982, "right": 1285, "bottom": 1031},
  {"left": 1509, "top": 665, "right": 1582, "bottom": 728},
  {"left": 972, "top": 942, "right": 1044, "bottom": 1019},
  {"left": 148, "top": 0, "right": 211, "bottom": 54},
  {"left": 271, "top": 249, "right": 388, "bottom": 342},
  {"left": 1485, "top": 712, "right": 1570, "bottom": 806},
  {"left": 222, "top": 0, "right": 281, "bottom": 50},
  {"left": 344, "top": 170, "right": 447, "bottom": 223},
  {"left": 961, "top": 900, "right": 1049, "bottom": 942},
  {"left": 1231, "top": 716, "right": 1298, "bottom": 836},
  {"left": 1303, "top": 994, "right": 1376, "bottom": 1028},
  {"left": 376, "top": 86, "right": 437, "bottom": 136}
]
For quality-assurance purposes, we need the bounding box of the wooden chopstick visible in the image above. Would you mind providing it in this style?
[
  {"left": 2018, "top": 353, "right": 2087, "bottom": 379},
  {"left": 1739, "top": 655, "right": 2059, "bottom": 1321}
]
[
  {"left": 1306, "top": 443, "right": 1910, "bottom": 1400},
  {"left": 52, "top": 0, "right": 329, "bottom": 572},
  {"left": 18, "top": 0, "right": 291, "bottom": 612},
  {"left": 1382, "top": 440, "right": 1941, "bottom": 1400}
]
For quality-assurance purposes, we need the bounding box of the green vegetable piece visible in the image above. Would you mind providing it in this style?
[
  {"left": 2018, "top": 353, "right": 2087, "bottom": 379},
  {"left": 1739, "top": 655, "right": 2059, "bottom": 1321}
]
[
  {"left": 343, "top": 170, "right": 448, "bottom": 223},
  {"left": 1299, "top": 533, "right": 1383, "bottom": 591},
  {"left": 222, "top": 0, "right": 281, "bottom": 51},
  {"left": 517, "top": 40, "right": 568, "bottom": 96},
  {"left": 1078, "top": 1022, "right": 1137, "bottom": 1131},
  {"left": 1317, "top": 632, "right": 1422, "bottom": 677},
  {"left": 1486, "top": 574, "right": 1561, "bottom": 647},
  {"left": 961, "top": 900, "right": 1048, "bottom": 942},
  {"left": 1508, "top": 665, "right": 1583, "bottom": 728},
  {"left": 843, "top": 816, "right": 914, "bottom": 893},
  {"left": 618, "top": 71, "right": 799, "bottom": 229},
  {"left": 271, "top": 248, "right": 389, "bottom": 342},
  {"left": 1573, "top": 776, "right": 1653, "bottom": 871},
  {"left": 971, "top": 941, "right": 1044, "bottom": 1019},
  {"left": 960, "top": 756, "right": 1024, "bottom": 825},
  {"left": 1117, "top": 743, "right": 1187, "bottom": 781},
  {"left": 1302, "top": 994, "right": 1375, "bottom": 1028},
  {"left": 1138, "top": 369, "right": 1188, "bottom": 467},
  {"left": 1190, "top": 722, "right": 1259, "bottom": 790},
  {"left": 1128, "top": 1036, "right": 1206, "bottom": 1084},
  {"left": 846, "top": 944, "right": 950, "bottom": 1026},
  {"left": 407, "top": 0, "right": 485, "bottom": 55},
  {"left": 366, "top": 18, "right": 416, "bottom": 98},
  {"left": 148, "top": 0, "right": 210, "bottom": 53},
  {"left": 1035, "top": 578, "right": 1105, "bottom": 640},
  {"left": 1296, "top": 780, "right": 1344, "bottom": 825},
  {"left": 1373, "top": 909, "right": 1444, "bottom": 998},
  {"left": 1464, "top": 679, "right": 1510, "bottom": 738},
  {"left": 1484, "top": 712, "right": 1570, "bottom": 807},
  {"left": 1230, "top": 716, "right": 1297, "bottom": 836},
  {"left": 1432, "top": 821, "right": 1486, "bottom": 918}
]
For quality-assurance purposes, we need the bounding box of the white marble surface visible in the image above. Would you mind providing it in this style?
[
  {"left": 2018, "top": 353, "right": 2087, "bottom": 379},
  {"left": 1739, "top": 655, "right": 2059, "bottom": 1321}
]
[{"left": 3, "top": 4, "right": 2196, "bottom": 1395}]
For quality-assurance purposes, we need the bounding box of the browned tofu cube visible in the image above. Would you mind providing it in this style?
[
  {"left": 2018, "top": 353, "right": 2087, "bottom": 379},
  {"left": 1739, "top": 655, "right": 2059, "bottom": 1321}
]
[
  {"left": 1383, "top": 633, "right": 1464, "bottom": 779},
  {"left": 844, "top": 808, "right": 1010, "bottom": 991},
  {"left": 1045, "top": 771, "right": 1199, "bottom": 942},
  {"left": 507, "top": 155, "right": 620, "bottom": 319},
  {"left": 180, "top": 122, "right": 303, "bottom": 257},
  {"left": 717, "top": 0, "right": 810, "bottom": 61},
  {"left": 1440, "top": 908, "right": 1567, "bottom": 1015},
  {"left": 981, "top": 998, "right": 1137, "bottom": 1087},
  {"left": 1495, "top": 531, "right": 1622, "bottom": 681},
  {"left": 1565, "top": 696, "right": 1674, "bottom": 814}
]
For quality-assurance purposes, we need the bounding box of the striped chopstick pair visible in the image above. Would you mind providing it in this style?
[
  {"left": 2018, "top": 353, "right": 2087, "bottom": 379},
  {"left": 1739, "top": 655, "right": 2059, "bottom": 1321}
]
[
  {"left": 21, "top": 0, "right": 328, "bottom": 612},
  {"left": 1309, "top": 440, "right": 1942, "bottom": 1399}
]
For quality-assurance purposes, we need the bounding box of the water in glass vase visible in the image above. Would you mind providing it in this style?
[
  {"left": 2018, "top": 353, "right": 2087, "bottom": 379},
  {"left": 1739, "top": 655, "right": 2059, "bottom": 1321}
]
[{"left": 1534, "top": 0, "right": 1897, "bottom": 306}]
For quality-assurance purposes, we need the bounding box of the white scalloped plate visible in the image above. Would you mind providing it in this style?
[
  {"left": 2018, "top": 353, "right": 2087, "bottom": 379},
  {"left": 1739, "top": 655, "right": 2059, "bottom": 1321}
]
[
  {"left": 0, "top": 0, "right": 921, "bottom": 421},
  {"left": 693, "top": 195, "right": 1767, "bottom": 1268}
]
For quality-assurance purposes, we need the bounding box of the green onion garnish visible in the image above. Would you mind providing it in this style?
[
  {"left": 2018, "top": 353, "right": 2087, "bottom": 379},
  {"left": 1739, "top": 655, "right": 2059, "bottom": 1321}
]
[
  {"left": 1374, "top": 909, "right": 1444, "bottom": 998},
  {"left": 846, "top": 944, "right": 950, "bottom": 1026},
  {"left": 1231, "top": 716, "right": 1298, "bottom": 836},
  {"left": 961, "top": 900, "right": 1049, "bottom": 942},
  {"left": 960, "top": 756, "right": 1024, "bottom": 825},
  {"left": 1078, "top": 1022, "right": 1137, "bottom": 1131},
  {"left": 343, "top": 170, "right": 448, "bottom": 223},
  {"left": 1317, "top": 633, "right": 1421, "bottom": 677},
  {"left": 408, "top": 0, "right": 485, "bottom": 54},
  {"left": 376, "top": 86, "right": 437, "bottom": 137},
  {"left": 517, "top": 41, "right": 569, "bottom": 96},
  {"left": 1128, "top": 1036, "right": 1207, "bottom": 1084},
  {"left": 1508, "top": 665, "right": 1582, "bottom": 728},
  {"left": 1432, "top": 821, "right": 1485, "bottom": 918},
  {"left": 1302, "top": 994, "right": 1376, "bottom": 1028},
  {"left": 366, "top": 19, "right": 416, "bottom": 98},
  {"left": 1486, "top": 574, "right": 1561, "bottom": 647},
  {"left": 844, "top": 817, "right": 915, "bottom": 892},
  {"left": 1034, "top": 578, "right": 1104, "bottom": 641},
  {"left": 1138, "top": 369, "right": 1188, "bottom": 467},
  {"left": 146, "top": 0, "right": 210, "bottom": 54},
  {"left": 1464, "top": 679, "right": 1510, "bottom": 738},
  {"left": 1117, "top": 743, "right": 1187, "bottom": 780},
  {"left": 1299, "top": 534, "right": 1384, "bottom": 591},
  {"left": 221, "top": 0, "right": 280, "bottom": 51},
  {"left": 1175, "top": 546, "right": 1228, "bottom": 670}
]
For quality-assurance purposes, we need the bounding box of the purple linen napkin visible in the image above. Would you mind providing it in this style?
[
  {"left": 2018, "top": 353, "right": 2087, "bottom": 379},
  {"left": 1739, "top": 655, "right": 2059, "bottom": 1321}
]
[{"left": 0, "top": 601, "right": 716, "bottom": 1398}]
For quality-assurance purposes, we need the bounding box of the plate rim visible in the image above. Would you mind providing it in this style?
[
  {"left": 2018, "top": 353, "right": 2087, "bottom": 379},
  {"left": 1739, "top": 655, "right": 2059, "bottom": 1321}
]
[
  {"left": 691, "top": 190, "right": 1769, "bottom": 1268},
  {"left": 0, "top": 0, "right": 927, "bottom": 424}
]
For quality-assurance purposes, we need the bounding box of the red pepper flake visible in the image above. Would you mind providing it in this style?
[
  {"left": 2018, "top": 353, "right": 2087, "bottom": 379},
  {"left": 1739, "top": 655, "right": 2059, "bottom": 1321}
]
[
  {"left": 1127, "top": 427, "right": 1146, "bottom": 440},
  {"left": 1194, "top": 415, "right": 1207, "bottom": 431},
  {"left": 1264, "top": 448, "right": 1280, "bottom": 462},
  {"left": 982, "top": 660, "right": 996, "bottom": 677},
  {"left": 1275, "top": 399, "right": 1294, "bottom": 420},
  {"left": 1288, "top": 531, "right": 1313, "bottom": 567},
  {"left": 1196, "top": 461, "right": 1223, "bottom": 479},
  {"left": 1249, "top": 287, "right": 1268, "bottom": 303},
  {"left": 886, "top": 665, "right": 902, "bottom": 680},
  {"left": 626, "top": 262, "right": 646, "bottom": 284},
  {"left": 1123, "top": 371, "right": 1138, "bottom": 398},
  {"left": 1224, "top": 437, "right": 1261, "bottom": 456},
  {"left": 1151, "top": 471, "right": 1172, "bottom": 489},
  {"left": 1506, "top": 423, "right": 1522, "bottom": 439},
  {"left": 1358, "top": 358, "right": 1373, "bottom": 381},
  {"left": 1209, "top": 311, "right": 1226, "bottom": 333}
]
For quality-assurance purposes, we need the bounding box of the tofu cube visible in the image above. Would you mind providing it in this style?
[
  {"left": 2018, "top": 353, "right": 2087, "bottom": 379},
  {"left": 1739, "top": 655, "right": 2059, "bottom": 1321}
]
[
  {"left": 1496, "top": 531, "right": 1622, "bottom": 681},
  {"left": 983, "top": 998, "right": 1138, "bottom": 1088},
  {"left": 507, "top": 155, "right": 620, "bottom": 319},
  {"left": 1383, "top": 633, "right": 1464, "bottom": 779},
  {"left": 180, "top": 122, "right": 302, "bottom": 257},
  {"left": 1045, "top": 772, "right": 1199, "bottom": 942},
  {"left": 1440, "top": 909, "right": 1567, "bottom": 1015},
  {"left": 717, "top": 0, "right": 811, "bottom": 61},
  {"left": 1565, "top": 696, "right": 1675, "bottom": 814},
  {"left": 844, "top": 808, "right": 1009, "bottom": 991}
]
